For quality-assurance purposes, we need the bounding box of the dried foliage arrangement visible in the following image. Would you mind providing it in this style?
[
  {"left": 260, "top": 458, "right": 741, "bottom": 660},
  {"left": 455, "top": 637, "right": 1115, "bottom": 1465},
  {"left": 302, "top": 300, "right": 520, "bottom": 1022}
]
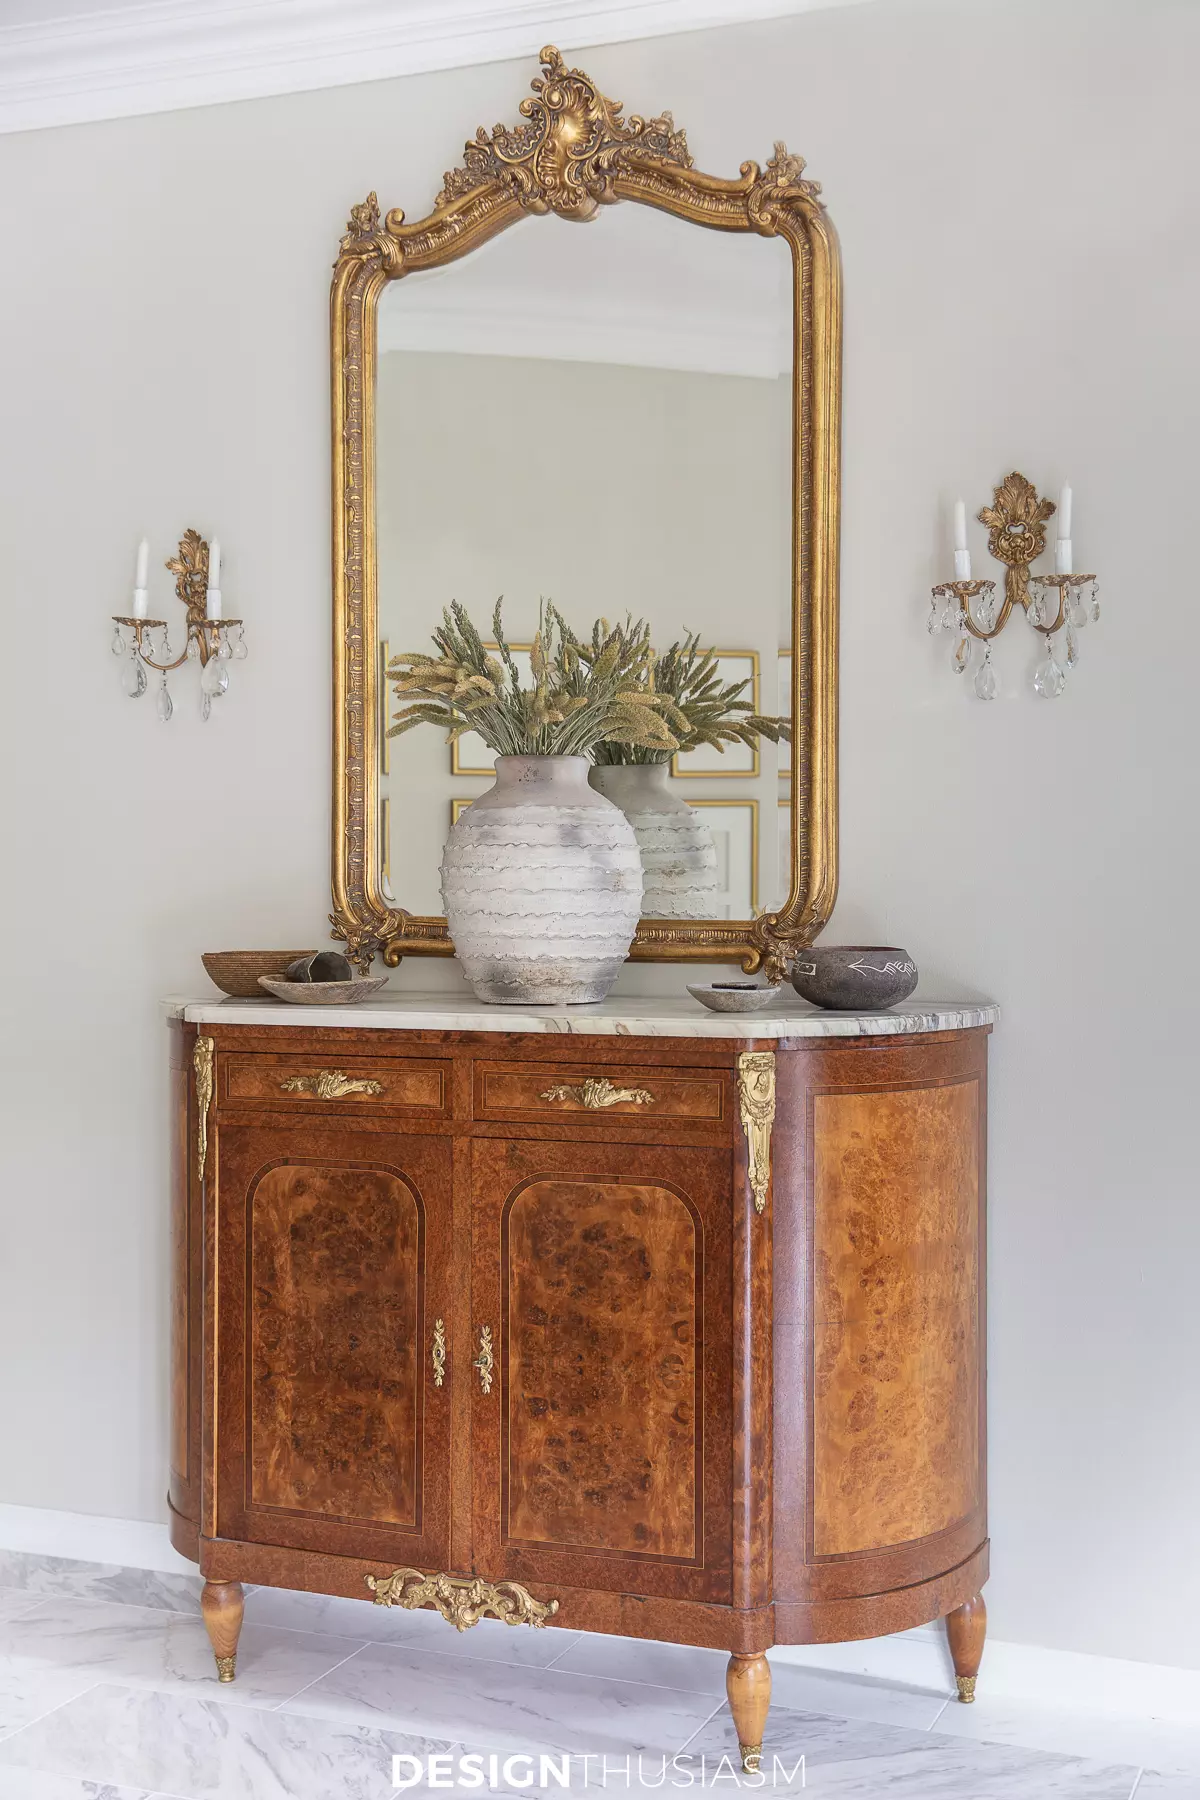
[
  {"left": 387, "top": 601, "right": 683, "bottom": 760},
  {"left": 591, "top": 631, "right": 791, "bottom": 766}
]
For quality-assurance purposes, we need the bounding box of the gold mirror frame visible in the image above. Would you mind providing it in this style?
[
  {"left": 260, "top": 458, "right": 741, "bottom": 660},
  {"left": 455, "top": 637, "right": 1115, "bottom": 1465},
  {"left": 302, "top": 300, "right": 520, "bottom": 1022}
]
[{"left": 330, "top": 46, "right": 841, "bottom": 978}]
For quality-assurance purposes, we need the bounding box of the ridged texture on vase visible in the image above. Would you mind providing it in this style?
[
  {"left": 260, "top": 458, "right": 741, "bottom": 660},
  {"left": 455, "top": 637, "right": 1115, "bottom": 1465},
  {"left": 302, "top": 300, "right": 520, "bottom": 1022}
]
[
  {"left": 441, "top": 759, "right": 643, "bottom": 1005},
  {"left": 589, "top": 764, "right": 720, "bottom": 920}
]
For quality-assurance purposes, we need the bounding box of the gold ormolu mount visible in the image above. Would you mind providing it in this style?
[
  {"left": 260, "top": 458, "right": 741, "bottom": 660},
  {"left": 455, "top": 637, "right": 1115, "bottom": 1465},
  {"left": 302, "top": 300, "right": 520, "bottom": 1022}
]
[
  {"left": 365, "top": 1567, "right": 559, "bottom": 1631},
  {"left": 738, "top": 1051, "right": 776, "bottom": 1215}
]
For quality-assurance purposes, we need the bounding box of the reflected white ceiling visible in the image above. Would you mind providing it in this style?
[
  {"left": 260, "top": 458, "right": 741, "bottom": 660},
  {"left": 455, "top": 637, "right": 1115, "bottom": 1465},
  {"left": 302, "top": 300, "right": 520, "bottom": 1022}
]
[
  {"left": 381, "top": 201, "right": 794, "bottom": 378},
  {"left": 0, "top": 0, "right": 875, "bottom": 135}
]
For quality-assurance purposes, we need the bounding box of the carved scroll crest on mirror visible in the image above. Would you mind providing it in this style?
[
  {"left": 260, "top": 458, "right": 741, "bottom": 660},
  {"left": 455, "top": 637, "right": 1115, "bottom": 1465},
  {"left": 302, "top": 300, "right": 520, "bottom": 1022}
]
[{"left": 330, "top": 46, "right": 842, "bottom": 977}]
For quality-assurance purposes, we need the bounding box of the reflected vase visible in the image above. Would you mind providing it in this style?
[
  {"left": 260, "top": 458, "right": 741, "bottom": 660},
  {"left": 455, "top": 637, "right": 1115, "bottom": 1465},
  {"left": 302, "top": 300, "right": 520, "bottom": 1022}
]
[
  {"left": 588, "top": 762, "right": 720, "bottom": 920},
  {"left": 440, "top": 755, "right": 643, "bottom": 1005}
]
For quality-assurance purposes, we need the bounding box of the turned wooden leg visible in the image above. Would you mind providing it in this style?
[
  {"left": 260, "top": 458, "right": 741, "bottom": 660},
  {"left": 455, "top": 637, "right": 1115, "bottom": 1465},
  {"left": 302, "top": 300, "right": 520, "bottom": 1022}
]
[
  {"left": 201, "top": 1580, "right": 245, "bottom": 1683},
  {"left": 946, "top": 1592, "right": 987, "bottom": 1703},
  {"left": 726, "top": 1652, "right": 771, "bottom": 1773}
]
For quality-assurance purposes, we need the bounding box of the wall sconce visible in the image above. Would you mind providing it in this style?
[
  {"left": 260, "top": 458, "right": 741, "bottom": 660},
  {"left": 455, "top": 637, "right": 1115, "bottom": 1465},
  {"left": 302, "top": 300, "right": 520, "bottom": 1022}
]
[
  {"left": 927, "top": 472, "right": 1099, "bottom": 700},
  {"left": 110, "top": 530, "right": 246, "bottom": 721}
]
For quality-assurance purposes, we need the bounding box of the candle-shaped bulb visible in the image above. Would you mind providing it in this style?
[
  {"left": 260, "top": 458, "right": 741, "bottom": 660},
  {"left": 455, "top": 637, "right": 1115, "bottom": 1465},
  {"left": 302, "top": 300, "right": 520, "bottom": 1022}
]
[
  {"left": 205, "top": 537, "right": 222, "bottom": 619},
  {"left": 1055, "top": 484, "right": 1073, "bottom": 575},
  {"left": 132, "top": 536, "right": 150, "bottom": 618},
  {"left": 1057, "top": 485, "right": 1072, "bottom": 542},
  {"left": 952, "top": 499, "right": 971, "bottom": 581}
]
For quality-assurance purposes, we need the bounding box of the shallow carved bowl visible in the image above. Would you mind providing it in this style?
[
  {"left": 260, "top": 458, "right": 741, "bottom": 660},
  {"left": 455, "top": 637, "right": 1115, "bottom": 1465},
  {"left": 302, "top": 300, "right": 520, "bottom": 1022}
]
[
  {"left": 686, "top": 982, "right": 780, "bottom": 1014},
  {"left": 258, "top": 977, "right": 389, "bottom": 1006},
  {"left": 789, "top": 946, "right": 919, "bottom": 1011},
  {"left": 202, "top": 951, "right": 315, "bottom": 998}
]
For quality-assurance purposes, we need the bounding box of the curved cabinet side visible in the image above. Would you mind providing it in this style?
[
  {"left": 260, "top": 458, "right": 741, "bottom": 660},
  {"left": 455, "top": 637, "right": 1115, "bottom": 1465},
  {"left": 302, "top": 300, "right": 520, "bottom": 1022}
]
[
  {"left": 168, "top": 1017, "right": 202, "bottom": 1562},
  {"left": 772, "top": 1028, "right": 989, "bottom": 1642}
]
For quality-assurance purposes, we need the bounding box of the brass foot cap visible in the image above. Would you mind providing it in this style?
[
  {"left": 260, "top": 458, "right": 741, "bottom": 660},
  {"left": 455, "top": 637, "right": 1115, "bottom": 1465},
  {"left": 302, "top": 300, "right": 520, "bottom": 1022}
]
[
  {"left": 739, "top": 1744, "right": 762, "bottom": 1774},
  {"left": 216, "top": 1655, "right": 237, "bottom": 1683},
  {"left": 956, "top": 1675, "right": 976, "bottom": 1704}
]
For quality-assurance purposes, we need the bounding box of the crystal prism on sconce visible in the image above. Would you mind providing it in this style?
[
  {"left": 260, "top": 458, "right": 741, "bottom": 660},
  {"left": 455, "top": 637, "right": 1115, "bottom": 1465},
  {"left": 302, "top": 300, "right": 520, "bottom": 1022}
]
[
  {"left": 110, "top": 529, "right": 246, "bottom": 721},
  {"left": 927, "top": 473, "right": 1099, "bottom": 700}
]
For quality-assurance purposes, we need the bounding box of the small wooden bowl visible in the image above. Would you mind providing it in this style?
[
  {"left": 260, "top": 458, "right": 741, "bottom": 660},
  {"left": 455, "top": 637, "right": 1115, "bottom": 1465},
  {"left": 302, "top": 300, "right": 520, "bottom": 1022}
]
[{"left": 202, "top": 951, "right": 315, "bottom": 998}]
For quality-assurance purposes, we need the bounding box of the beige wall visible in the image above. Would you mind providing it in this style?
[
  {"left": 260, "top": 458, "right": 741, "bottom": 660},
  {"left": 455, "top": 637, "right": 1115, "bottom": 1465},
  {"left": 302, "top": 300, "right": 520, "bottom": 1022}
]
[{"left": 0, "top": 0, "right": 1196, "bottom": 1670}]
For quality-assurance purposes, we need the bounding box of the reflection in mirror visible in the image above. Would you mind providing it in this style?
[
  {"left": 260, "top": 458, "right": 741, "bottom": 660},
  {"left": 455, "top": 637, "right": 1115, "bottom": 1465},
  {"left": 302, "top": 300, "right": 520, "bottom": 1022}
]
[{"left": 377, "top": 202, "right": 792, "bottom": 925}]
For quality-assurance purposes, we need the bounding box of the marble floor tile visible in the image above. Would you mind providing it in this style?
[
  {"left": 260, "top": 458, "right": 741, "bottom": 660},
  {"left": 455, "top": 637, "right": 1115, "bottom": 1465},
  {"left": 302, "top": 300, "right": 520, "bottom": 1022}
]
[
  {"left": 0, "top": 1662, "right": 102, "bottom": 1743},
  {"left": 0, "top": 1771, "right": 163, "bottom": 1799},
  {"left": 245, "top": 1585, "right": 583, "bottom": 1670},
  {"left": 1135, "top": 1776, "right": 1200, "bottom": 1797},
  {"left": 0, "top": 1597, "right": 364, "bottom": 1711},
  {"left": 934, "top": 1693, "right": 1200, "bottom": 1779},
  {"left": 683, "top": 1707, "right": 1140, "bottom": 1797},
  {"left": 0, "top": 1682, "right": 454, "bottom": 1800},
  {"left": 0, "top": 1553, "right": 204, "bottom": 1616},
  {"left": 282, "top": 1640, "right": 723, "bottom": 1755},
  {"left": 0, "top": 1585, "right": 57, "bottom": 1625},
  {"left": 550, "top": 1633, "right": 947, "bottom": 1727}
]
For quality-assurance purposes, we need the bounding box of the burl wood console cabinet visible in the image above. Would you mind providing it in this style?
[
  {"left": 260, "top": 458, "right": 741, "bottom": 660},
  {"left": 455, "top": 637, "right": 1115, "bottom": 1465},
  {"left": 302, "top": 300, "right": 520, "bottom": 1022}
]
[{"left": 168, "top": 995, "right": 994, "bottom": 1767}]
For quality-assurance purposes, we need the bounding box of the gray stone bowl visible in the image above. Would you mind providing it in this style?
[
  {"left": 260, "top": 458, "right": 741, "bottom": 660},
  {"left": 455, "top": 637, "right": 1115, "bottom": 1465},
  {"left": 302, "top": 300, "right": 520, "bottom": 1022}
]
[
  {"left": 686, "top": 982, "right": 779, "bottom": 1014},
  {"left": 789, "top": 946, "right": 918, "bottom": 1011},
  {"left": 258, "top": 976, "right": 388, "bottom": 1005}
]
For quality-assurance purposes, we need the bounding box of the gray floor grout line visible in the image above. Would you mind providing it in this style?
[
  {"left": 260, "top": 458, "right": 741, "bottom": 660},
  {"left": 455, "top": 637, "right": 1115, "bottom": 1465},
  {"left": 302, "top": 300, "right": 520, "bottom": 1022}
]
[
  {"left": 927, "top": 1697, "right": 951, "bottom": 1731},
  {"left": 265, "top": 1641, "right": 375, "bottom": 1714},
  {"left": 0, "top": 1677, "right": 105, "bottom": 1746},
  {"left": 1128, "top": 1772, "right": 1145, "bottom": 1799},
  {"left": 671, "top": 1699, "right": 728, "bottom": 1757},
  {"left": 534, "top": 1633, "right": 588, "bottom": 1670}
]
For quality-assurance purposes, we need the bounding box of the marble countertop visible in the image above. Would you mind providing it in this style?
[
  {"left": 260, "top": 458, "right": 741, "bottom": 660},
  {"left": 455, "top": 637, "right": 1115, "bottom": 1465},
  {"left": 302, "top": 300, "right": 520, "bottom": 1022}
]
[{"left": 170, "top": 992, "right": 998, "bottom": 1039}]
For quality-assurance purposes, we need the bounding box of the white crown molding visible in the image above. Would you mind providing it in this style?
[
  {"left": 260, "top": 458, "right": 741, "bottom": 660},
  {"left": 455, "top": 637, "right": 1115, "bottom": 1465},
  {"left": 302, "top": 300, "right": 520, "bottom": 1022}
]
[
  {"left": 0, "top": 0, "right": 873, "bottom": 136},
  {"left": 379, "top": 292, "right": 788, "bottom": 377}
]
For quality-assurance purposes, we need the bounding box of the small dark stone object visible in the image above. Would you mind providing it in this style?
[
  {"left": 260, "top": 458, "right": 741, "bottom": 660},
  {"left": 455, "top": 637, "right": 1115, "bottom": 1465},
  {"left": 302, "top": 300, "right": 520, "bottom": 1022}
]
[
  {"left": 790, "top": 946, "right": 919, "bottom": 1011},
  {"left": 284, "top": 951, "right": 354, "bottom": 984}
]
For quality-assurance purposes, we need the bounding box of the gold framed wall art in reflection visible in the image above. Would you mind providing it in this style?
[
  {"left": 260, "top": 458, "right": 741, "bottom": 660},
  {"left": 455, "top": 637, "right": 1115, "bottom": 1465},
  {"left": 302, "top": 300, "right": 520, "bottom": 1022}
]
[{"left": 670, "top": 651, "right": 761, "bottom": 779}]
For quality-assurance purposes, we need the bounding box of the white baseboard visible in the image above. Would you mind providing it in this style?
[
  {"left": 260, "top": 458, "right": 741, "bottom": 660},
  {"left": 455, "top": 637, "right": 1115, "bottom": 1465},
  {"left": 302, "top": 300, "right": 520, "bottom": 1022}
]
[
  {"left": 2, "top": 1503, "right": 1196, "bottom": 1725},
  {"left": 771, "top": 1626, "right": 1200, "bottom": 1727},
  {"left": 0, "top": 1502, "right": 195, "bottom": 1578}
]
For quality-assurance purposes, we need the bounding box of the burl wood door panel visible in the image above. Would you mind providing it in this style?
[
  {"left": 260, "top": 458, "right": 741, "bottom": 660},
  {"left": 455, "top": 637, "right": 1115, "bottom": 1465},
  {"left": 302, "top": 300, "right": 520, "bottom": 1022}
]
[
  {"left": 812, "top": 1078, "right": 981, "bottom": 1558},
  {"left": 470, "top": 1137, "right": 733, "bottom": 1604},
  {"left": 213, "top": 1121, "right": 451, "bottom": 1567}
]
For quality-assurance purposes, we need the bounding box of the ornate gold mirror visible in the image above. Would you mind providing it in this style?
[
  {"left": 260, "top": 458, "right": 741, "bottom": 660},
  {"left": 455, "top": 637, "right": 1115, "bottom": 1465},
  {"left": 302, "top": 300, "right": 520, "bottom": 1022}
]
[{"left": 331, "top": 47, "right": 841, "bottom": 976}]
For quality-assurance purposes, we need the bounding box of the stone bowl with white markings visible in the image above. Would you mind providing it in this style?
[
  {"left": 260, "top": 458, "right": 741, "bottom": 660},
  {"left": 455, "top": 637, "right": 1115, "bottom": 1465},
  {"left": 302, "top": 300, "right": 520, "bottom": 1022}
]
[{"left": 789, "top": 946, "right": 918, "bottom": 1010}]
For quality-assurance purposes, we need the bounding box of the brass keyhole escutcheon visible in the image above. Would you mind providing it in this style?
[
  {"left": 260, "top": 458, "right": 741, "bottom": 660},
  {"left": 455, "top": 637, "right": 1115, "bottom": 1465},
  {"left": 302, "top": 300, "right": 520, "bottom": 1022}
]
[{"left": 473, "top": 1325, "right": 494, "bottom": 1395}]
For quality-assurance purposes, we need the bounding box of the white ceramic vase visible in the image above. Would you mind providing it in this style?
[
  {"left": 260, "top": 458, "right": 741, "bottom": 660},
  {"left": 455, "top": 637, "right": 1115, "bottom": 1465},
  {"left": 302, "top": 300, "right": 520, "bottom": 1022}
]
[
  {"left": 588, "top": 763, "right": 720, "bottom": 920},
  {"left": 440, "top": 755, "right": 644, "bottom": 1005}
]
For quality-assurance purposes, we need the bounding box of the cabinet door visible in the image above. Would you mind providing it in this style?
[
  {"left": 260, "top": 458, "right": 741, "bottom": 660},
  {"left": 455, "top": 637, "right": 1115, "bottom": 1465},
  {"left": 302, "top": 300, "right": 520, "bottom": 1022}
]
[
  {"left": 470, "top": 1136, "right": 733, "bottom": 1605},
  {"left": 213, "top": 1119, "right": 452, "bottom": 1570}
]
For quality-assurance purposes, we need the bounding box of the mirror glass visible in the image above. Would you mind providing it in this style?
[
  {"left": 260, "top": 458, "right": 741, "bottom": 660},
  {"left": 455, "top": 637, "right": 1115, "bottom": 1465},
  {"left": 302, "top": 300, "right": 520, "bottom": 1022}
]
[{"left": 376, "top": 203, "right": 792, "bottom": 924}]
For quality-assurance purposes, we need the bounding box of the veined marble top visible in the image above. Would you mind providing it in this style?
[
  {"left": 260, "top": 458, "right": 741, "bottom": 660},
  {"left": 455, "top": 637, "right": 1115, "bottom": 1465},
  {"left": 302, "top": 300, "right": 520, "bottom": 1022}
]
[{"left": 172, "top": 992, "right": 998, "bottom": 1040}]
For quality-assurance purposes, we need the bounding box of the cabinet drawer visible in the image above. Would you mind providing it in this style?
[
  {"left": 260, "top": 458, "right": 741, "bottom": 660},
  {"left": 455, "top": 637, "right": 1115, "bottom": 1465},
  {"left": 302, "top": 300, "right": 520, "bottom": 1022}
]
[
  {"left": 219, "top": 1054, "right": 449, "bottom": 1117},
  {"left": 473, "top": 1060, "right": 727, "bottom": 1125}
]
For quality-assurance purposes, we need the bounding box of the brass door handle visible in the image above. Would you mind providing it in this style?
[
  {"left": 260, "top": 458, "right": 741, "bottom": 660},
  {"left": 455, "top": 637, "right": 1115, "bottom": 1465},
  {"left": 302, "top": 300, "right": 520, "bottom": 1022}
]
[
  {"left": 539, "top": 1078, "right": 654, "bottom": 1110},
  {"left": 279, "top": 1070, "right": 383, "bottom": 1100},
  {"left": 473, "top": 1325, "right": 494, "bottom": 1395},
  {"left": 431, "top": 1319, "right": 446, "bottom": 1388}
]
